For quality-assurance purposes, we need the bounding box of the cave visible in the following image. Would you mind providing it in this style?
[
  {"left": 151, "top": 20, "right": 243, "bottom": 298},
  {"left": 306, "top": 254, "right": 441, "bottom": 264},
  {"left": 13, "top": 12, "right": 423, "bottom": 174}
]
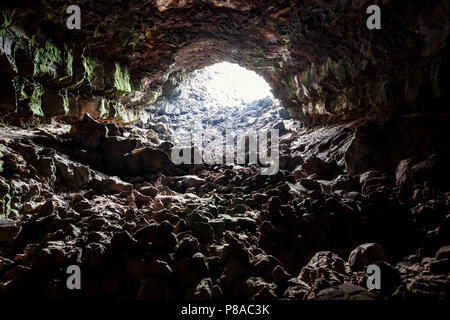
[{"left": 0, "top": 0, "right": 449, "bottom": 304}]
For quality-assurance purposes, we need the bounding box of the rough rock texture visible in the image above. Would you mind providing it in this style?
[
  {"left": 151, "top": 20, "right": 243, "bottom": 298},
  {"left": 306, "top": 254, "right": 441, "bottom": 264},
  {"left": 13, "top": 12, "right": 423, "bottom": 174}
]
[
  {"left": 0, "top": 0, "right": 449, "bottom": 302},
  {"left": 0, "top": 1, "right": 449, "bottom": 121},
  {"left": 0, "top": 109, "right": 449, "bottom": 300}
]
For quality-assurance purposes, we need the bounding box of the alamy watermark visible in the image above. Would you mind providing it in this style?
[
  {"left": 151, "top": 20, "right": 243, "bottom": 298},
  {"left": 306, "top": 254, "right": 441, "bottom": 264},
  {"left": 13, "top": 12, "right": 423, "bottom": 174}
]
[
  {"left": 66, "top": 5, "right": 81, "bottom": 30},
  {"left": 171, "top": 129, "right": 280, "bottom": 176},
  {"left": 366, "top": 264, "right": 381, "bottom": 290},
  {"left": 367, "top": 5, "right": 381, "bottom": 30}
]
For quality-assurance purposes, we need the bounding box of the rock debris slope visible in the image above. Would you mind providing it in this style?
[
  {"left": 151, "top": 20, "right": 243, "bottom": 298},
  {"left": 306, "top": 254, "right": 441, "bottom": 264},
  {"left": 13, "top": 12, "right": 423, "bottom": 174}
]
[{"left": 0, "top": 112, "right": 449, "bottom": 300}]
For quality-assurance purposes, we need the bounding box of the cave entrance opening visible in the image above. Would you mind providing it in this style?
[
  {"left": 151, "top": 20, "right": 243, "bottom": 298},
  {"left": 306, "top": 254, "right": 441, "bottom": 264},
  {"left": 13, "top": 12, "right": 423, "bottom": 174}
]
[{"left": 157, "top": 62, "right": 288, "bottom": 147}]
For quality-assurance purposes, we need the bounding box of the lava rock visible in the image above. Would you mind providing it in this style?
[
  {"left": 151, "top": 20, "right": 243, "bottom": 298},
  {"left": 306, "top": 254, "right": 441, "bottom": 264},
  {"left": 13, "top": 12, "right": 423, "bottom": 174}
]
[
  {"left": 314, "top": 283, "right": 377, "bottom": 300},
  {"left": 348, "top": 243, "right": 387, "bottom": 271},
  {"left": 70, "top": 113, "right": 108, "bottom": 150},
  {"left": 298, "top": 251, "right": 350, "bottom": 287},
  {"left": 0, "top": 221, "right": 22, "bottom": 244},
  {"left": 300, "top": 178, "right": 321, "bottom": 191},
  {"left": 124, "top": 147, "right": 173, "bottom": 175}
]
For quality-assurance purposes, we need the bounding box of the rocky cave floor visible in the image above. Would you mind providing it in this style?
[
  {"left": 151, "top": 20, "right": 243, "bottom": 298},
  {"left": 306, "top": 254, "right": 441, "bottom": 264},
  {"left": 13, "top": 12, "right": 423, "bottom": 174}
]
[{"left": 0, "top": 108, "right": 449, "bottom": 300}]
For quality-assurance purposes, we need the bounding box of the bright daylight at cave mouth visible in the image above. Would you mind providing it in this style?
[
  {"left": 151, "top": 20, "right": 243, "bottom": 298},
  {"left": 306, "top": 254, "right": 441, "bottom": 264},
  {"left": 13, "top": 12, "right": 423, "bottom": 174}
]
[{"left": 155, "top": 62, "right": 290, "bottom": 146}]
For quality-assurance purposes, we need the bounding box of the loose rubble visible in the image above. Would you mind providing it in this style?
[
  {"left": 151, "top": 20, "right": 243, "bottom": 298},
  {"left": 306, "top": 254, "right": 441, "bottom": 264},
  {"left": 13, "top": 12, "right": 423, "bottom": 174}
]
[{"left": 0, "top": 111, "right": 449, "bottom": 300}]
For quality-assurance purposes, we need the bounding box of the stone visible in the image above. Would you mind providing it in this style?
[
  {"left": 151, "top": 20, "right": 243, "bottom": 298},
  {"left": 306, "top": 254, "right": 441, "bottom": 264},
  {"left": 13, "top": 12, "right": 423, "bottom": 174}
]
[
  {"left": 0, "top": 256, "right": 15, "bottom": 273},
  {"left": 236, "top": 277, "right": 277, "bottom": 298},
  {"left": 218, "top": 257, "right": 247, "bottom": 288},
  {"left": 148, "top": 260, "right": 173, "bottom": 277},
  {"left": 315, "top": 283, "right": 377, "bottom": 300},
  {"left": 374, "top": 261, "right": 402, "bottom": 294},
  {"left": 300, "top": 178, "right": 321, "bottom": 191},
  {"left": 70, "top": 113, "right": 108, "bottom": 150},
  {"left": 267, "top": 196, "right": 282, "bottom": 215},
  {"left": 253, "top": 254, "right": 280, "bottom": 275},
  {"left": 139, "top": 186, "right": 158, "bottom": 197},
  {"left": 175, "top": 236, "right": 200, "bottom": 258},
  {"left": 0, "top": 221, "right": 22, "bottom": 244},
  {"left": 429, "top": 258, "right": 450, "bottom": 275},
  {"left": 344, "top": 124, "right": 378, "bottom": 175},
  {"left": 184, "top": 175, "right": 206, "bottom": 188},
  {"left": 252, "top": 286, "right": 278, "bottom": 300},
  {"left": 191, "top": 222, "right": 214, "bottom": 244},
  {"left": 91, "top": 175, "right": 132, "bottom": 194},
  {"left": 332, "top": 175, "right": 359, "bottom": 192},
  {"left": 411, "top": 158, "right": 439, "bottom": 185},
  {"left": 145, "top": 222, "right": 177, "bottom": 251},
  {"left": 284, "top": 282, "right": 310, "bottom": 300},
  {"left": 435, "top": 245, "right": 450, "bottom": 260},
  {"left": 298, "top": 251, "right": 350, "bottom": 286},
  {"left": 396, "top": 158, "right": 414, "bottom": 186},
  {"left": 301, "top": 156, "right": 331, "bottom": 177},
  {"left": 272, "top": 265, "right": 291, "bottom": 285},
  {"left": 348, "top": 243, "right": 387, "bottom": 271},
  {"left": 124, "top": 147, "right": 173, "bottom": 175},
  {"left": 41, "top": 92, "right": 67, "bottom": 117},
  {"left": 185, "top": 278, "right": 213, "bottom": 300},
  {"left": 101, "top": 136, "right": 139, "bottom": 172}
]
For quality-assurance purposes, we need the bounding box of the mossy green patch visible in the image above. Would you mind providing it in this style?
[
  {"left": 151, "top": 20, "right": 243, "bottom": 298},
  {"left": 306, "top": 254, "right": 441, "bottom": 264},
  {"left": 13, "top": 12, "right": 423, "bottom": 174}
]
[
  {"left": 33, "top": 41, "right": 63, "bottom": 78},
  {"left": 30, "top": 82, "right": 44, "bottom": 117},
  {"left": 82, "top": 50, "right": 96, "bottom": 85},
  {"left": 114, "top": 63, "right": 132, "bottom": 93},
  {"left": 99, "top": 99, "right": 109, "bottom": 119},
  {"left": 59, "top": 90, "right": 69, "bottom": 114},
  {"left": 110, "top": 102, "right": 127, "bottom": 121},
  {"left": 65, "top": 45, "right": 73, "bottom": 78},
  {"left": 65, "top": 92, "right": 79, "bottom": 117},
  {"left": 0, "top": 9, "right": 15, "bottom": 37}
]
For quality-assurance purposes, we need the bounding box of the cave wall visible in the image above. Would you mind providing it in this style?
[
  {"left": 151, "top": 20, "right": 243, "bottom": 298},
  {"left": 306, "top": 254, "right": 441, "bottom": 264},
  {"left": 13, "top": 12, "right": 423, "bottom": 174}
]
[{"left": 0, "top": 0, "right": 449, "bottom": 122}]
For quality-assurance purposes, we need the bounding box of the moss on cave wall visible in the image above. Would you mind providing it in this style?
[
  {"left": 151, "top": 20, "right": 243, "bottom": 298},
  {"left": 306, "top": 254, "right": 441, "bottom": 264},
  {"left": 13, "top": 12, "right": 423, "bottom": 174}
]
[
  {"left": 114, "top": 63, "right": 132, "bottom": 94},
  {"left": 0, "top": 21, "right": 139, "bottom": 120},
  {"left": 29, "top": 82, "right": 44, "bottom": 116},
  {"left": 0, "top": 9, "right": 15, "bottom": 37},
  {"left": 81, "top": 49, "right": 97, "bottom": 86},
  {"left": 33, "top": 41, "right": 63, "bottom": 78},
  {"left": 12, "top": 76, "right": 44, "bottom": 117}
]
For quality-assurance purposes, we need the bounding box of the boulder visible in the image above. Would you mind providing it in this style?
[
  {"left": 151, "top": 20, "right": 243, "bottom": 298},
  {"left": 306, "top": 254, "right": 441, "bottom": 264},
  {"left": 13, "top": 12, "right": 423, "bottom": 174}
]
[
  {"left": 344, "top": 123, "right": 379, "bottom": 174},
  {"left": 70, "top": 113, "right": 108, "bottom": 150},
  {"left": 332, "top": 175, "right": 360, "bottom": 192},
  {"left": 348, "top": 243, "right": 387, "bottom": 271},
  {"left": 91, "top": 175, "right": 132, "bottom": 194},
  {"left": 301, "top": 156, "right": 331, "bottom": 178},
  {"left": 101, "top": 136, "right": 139, "bottom": 172},
  {"left": 185, "top": 278, "right": 213, "bottom": 300},
  {"left": 0, "top": 221, "right": 22, "bottom": 244},
  {"left": 124, "top": 147, "right": 173, "bottom": 175},
  {"left": 300, "top": 178, "right": 321, "bottom": 191},
  {"left": 435, "top": 245, "right": 450, "bottom": 260},
  {"left": 41, "top": 92, "right": 67, "bottom": 117},
  {"left": 298, "top": 251, "right": 350, "bottom": 286},
  {"left": 396, "top": 158, "right": 414, "bottom": 186}
]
